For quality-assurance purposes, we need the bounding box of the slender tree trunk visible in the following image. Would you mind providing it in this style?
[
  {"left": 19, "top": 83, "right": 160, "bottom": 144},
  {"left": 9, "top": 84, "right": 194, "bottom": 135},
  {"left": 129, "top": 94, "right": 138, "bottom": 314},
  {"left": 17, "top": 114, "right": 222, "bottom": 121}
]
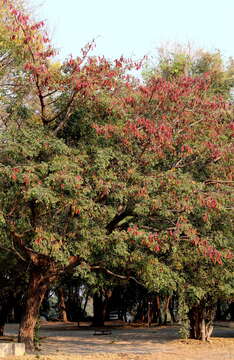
[
  {"left": 0, "top": 294, "right": 15, "bottom": 336},
  {"left": 230, "top": 302, "right": 234, "bottom": 321},
  {"left": 215, "top": 300, "right": 223, "bottom": 321},
  {"left": 155, "top": 295, "right": 163, "bottom": 325},
  {"left": 58, "top": 287, "right": 68, "bottom": 322},
  {"left": 169, "top": 295, "right": 177, "bottom": 324},
  {"left": 163, "top": 296, "right": 171, "bottom": 325},
  {"left": 135, "top": 299, "right": 144, "bottom": 321},
  {"left": 0, "top": 305, "right": 6, "bottom": 337},
  {"left": 147, "top": 299, "right": 153, "bottom": 327},
  {"left": 18, "top": 270, "right": 49, "bottom": 352},
  {"left": 0, "top": 307, "right": 10, "bottom": 336},
  {"left": 0, "top": 325, "right": 4, "bottom": 337},
  {"left": 81, "top": 292, "right": 89, "bottom": 319}
]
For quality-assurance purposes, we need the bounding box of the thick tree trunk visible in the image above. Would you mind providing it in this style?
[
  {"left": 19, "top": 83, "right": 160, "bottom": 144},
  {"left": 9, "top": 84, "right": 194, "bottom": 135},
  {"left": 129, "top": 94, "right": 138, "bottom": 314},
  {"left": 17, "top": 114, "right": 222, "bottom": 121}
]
[
  {"left": 58, "top": 287, "right": 68, "bottom": 322},
  {"left": 92, "top": 292, "right": 105, "bottom": 327},
  {"left": 188, "top": 304, "right": 216, "bottom": 341},
  {"left": 103, "top": 289, "right": 112, "bottom": 321},
  {"left": 92, "top": 289, "right": 112, "bottom": 327},
  {"left": 18, "top": 270, "right": 49, "bottom": 352}
]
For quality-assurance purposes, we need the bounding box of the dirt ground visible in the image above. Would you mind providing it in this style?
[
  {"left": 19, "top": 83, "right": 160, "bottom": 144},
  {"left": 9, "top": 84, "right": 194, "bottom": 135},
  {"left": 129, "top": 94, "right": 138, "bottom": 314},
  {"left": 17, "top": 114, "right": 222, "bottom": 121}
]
[{"left": 2, "top": 321, "right": 234, "bottom": 360}]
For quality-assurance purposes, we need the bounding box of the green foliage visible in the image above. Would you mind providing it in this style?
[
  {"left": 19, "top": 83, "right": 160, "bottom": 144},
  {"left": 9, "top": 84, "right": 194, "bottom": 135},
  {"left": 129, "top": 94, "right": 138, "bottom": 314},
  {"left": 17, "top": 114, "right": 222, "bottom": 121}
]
[
  {"left": 0, "top": 2, "right": 233, "bottom": 344},
  {"left": 0, "top": 125, "right": 83, "bottom": 262},
  {"left": 33, "top": 318, "right": 41, "bottom": 350},
  {"left": 144, "top": 45, "right": 234, "bottom": 99},
  {"left": 178, "top": 292, "right": 190, "bottom": 338}
]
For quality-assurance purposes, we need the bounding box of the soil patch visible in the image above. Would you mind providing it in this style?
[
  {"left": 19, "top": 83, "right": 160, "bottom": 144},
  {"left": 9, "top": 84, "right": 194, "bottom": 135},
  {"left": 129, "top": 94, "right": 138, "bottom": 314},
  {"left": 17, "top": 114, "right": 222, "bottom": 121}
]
[{"left": 3, "top": 321, "right": 234, "bottom": 360}]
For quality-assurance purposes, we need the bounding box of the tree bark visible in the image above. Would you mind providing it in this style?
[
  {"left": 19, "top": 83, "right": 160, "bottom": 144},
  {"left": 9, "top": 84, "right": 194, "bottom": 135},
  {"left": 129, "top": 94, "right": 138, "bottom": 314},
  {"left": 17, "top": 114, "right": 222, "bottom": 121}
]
[
  {"left": 147, "top": 299, "right": 153, "bottom": 327},
  {"left": 18, "top": 269, "right": 50, "bottom": 352},
  {"left": 92, "top": 292, "right": 105, "bottom": 327},
  {"left": 0, "top": 293, "right": 15, "bottom": 336},
  {"left": 92, "top": 289, "right": 112, "bottom": 327},
  {"left": 81, "top": 292, "right": 89, "bottom": 319},
  {"left": 0, "top": 306, "right": 10, "bottom": 336},
  {"left": 215, "top": 300, "right": 223, "bottom": 320},
  {"left": 230, "top": 302, "right": 234, "bottom": 321},
  {"left": 154, "top": 295, "right": 163, "bottom": 325},
  {"left": 168, "top": 295, "right": 177, "bottom": 324},
  {"left": 188, "top": 304, "right": 216, "bottom": 341},
  {"left": 58, "top": 287, "right": 68, "bottom": 322},
  {"left": 0, "top": 325, "right": 4, "bottom": 337}
]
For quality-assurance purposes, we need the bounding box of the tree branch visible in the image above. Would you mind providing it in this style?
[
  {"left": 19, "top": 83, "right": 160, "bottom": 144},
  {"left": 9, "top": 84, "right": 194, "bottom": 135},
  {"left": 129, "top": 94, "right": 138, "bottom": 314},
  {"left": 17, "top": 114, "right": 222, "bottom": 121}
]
[
  {"left": 91, "top": 265, "right": 142, "bottom": 286},
  {"left": 106, "top": 209, "right": 133, "bottom": 234},
  {"left": 0, "top": 245, "right": 26, "bottom": 262}
]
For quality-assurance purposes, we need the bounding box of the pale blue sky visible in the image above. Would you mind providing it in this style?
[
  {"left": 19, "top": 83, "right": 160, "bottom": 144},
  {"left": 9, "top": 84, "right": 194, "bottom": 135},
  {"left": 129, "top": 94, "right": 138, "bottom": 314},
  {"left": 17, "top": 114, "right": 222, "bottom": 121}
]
[{"left": 31, "top": 0, "right": 234, "bottom": 61}]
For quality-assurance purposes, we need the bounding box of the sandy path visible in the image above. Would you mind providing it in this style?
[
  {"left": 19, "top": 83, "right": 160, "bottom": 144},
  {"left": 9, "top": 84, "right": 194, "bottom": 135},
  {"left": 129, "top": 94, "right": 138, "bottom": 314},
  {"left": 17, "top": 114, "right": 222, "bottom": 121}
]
[{"left": 3, "top": 322, "right": 234, "bottom": 360}]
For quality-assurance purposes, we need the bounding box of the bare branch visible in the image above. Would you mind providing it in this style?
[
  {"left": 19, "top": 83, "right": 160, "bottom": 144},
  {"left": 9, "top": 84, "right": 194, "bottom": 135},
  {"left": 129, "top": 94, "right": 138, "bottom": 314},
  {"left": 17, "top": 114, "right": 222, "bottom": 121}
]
[
  {"left": 43, "top": 89, "right": 59, "bottom": 98},
  {"left": 106, "top": 209, "right": 133, "bottom": 234},
  {"left": 91, "top": 265, "right": 143, "bottom": 286},
  {"left": 0, "top": 245, "right": 26, "bottom": 262},
  {"left": 205, "top": 180, "right": 234, "bottom": 185}
]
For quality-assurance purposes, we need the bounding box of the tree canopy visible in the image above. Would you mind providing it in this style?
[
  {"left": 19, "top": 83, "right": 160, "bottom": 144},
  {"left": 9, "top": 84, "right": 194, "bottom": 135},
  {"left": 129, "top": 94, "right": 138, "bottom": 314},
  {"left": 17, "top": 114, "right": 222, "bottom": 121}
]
[{"left": 0, "top": 0, "right": 233, "bottom": 351}]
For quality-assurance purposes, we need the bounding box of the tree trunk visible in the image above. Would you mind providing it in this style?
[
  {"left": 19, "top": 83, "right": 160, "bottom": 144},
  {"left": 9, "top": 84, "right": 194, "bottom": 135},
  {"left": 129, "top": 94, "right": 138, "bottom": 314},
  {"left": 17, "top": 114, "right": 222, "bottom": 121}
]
[
  {"left": 0, "top": 306, "right": 10, "bottom": 336},
  {"left": 103, "top": 289, "right": 112, "bottom": 321},
  {"left": 0, "top": 325, "right": 4, "bottom": 337},
  {"left": 58, "top": 287, "right": 68, "bottom": 322},
  {"left": 163, "top": 296, "right": 171, "bottom": 325},
  {"left": 154, "top": 295, "right": 163, "bottom": 325},
  {"left": 147, "top": 300, "right": 153, "bottom": 327},
  {"left": 0, "top": 294, "right": 15, "bottom": 336},
  {"left": 81, "top": 292, "right": 89, "bottom": 319},
  {"left": 92, "top": 292, "right": 105, "bottom": 327},
  {"left": 135, "top": 299, "right": 144, "bottom": 321},
  {"left": 188, "top": 304, "right": 216, "bottom": 341},
  {"left": 18, "top": 270, "right": 49, "bottom": 352},
  {"left": 168, "top": 295, "right": 177, "bottom": 324},
  {"left": 215, "top": 300, "right": 223, "bottom": 321},
  {"left": 230, "top": 302, "right": 234, "bottom": 321}
]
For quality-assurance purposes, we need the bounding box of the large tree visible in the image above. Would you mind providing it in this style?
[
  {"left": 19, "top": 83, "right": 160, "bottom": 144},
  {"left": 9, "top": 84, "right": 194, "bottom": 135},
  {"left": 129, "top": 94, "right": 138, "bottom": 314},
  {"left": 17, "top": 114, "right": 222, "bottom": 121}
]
[
  {"left": 92, "top": 73, "right": 234, "bottom": 339},
  {"left": 0, "top": 0, "right": 145, "bottom": 350},
  {"left": 0, "top": 0, "right": 233, "bottom": 351}
]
